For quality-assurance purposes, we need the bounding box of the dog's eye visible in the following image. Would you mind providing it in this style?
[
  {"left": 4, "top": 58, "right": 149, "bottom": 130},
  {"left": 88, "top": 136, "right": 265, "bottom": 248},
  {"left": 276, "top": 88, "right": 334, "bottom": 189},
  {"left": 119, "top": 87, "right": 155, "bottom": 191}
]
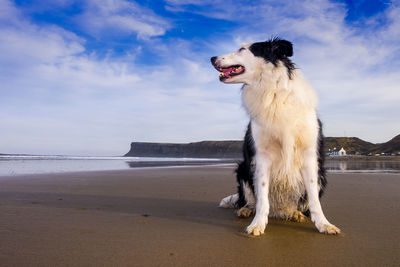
[{"left": 238, "top": 47, "right": 245, "bottom": 52}]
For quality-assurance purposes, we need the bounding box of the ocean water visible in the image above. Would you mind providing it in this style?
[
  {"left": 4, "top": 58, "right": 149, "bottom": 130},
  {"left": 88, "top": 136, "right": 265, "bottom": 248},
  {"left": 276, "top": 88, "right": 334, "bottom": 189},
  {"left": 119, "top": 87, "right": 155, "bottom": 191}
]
[
  {"left": 0, "top": 155, "right": 228, "bottom": 176},
  {"left": 0, "top": 155, "right": 399, "bottom": 176}
]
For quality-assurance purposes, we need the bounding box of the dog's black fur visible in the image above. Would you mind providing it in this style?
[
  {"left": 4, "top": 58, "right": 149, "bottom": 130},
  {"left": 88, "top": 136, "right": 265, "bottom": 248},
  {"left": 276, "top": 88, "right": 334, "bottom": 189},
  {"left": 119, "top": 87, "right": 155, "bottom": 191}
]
[
  {"left": 235, "top": 123, "right": 256, "bottom": 209},
  {"left": 249, "top": 37, "right": 296, "bottom": 79}
]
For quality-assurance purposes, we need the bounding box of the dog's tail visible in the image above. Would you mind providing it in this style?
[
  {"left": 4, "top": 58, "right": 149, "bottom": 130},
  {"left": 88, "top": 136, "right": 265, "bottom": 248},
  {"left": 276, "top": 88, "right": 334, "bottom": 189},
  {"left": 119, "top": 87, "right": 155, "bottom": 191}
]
[{"left": 218, "top": 193, "right": 238, "bottom": 208}]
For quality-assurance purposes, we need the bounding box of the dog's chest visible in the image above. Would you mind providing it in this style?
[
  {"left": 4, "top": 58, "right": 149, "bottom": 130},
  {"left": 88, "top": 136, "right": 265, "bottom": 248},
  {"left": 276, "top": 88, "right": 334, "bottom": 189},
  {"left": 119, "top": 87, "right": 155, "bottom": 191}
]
[{"left": 252, "top": 122, "right": 305, "bottom": 194}]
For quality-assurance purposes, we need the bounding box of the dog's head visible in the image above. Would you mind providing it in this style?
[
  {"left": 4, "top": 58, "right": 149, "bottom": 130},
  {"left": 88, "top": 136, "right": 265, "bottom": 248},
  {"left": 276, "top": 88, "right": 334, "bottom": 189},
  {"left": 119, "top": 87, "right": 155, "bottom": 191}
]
[{"left": 210, "top": 37, "right": 294, "bottom": 85}]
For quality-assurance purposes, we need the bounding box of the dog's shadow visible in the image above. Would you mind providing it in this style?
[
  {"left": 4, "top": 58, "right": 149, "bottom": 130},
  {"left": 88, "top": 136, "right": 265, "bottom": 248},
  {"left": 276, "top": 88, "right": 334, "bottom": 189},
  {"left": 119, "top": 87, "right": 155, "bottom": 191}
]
[
  {"left": 234, "top": 214, "right": 320, "bottom": 235},
  {"left": 0, "top": 191, "right": 319, "bottom": 234},
  {"left": 0, "top": 191, "right": 237, "bottom": 229}
]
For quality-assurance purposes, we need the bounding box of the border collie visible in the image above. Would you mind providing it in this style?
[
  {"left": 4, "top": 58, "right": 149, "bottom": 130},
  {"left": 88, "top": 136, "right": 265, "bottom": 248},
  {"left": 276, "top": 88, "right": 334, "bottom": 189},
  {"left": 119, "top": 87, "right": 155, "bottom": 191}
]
[{"left": 210, "top": 37, "right": 340, "bottom": 236}]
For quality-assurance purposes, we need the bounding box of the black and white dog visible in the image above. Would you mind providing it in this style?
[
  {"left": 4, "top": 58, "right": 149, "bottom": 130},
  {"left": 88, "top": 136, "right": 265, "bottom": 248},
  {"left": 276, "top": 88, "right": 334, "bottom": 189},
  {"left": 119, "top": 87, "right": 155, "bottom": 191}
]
[{"left": 211, "top": 37, "right": 340, "bottom": 236}]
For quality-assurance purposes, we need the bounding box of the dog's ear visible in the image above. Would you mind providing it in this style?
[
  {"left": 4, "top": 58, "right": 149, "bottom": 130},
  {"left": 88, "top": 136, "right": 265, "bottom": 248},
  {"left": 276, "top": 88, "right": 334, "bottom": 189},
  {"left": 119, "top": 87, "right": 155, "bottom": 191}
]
[{"left": 272, "top": 39, "right": 293, "bottom": 58}]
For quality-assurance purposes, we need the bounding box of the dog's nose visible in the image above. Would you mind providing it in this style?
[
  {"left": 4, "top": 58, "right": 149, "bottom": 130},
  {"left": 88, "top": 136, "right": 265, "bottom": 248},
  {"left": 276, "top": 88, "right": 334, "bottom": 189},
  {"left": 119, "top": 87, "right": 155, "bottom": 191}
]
[{"left": 210, "top": 56, "right": 217, "bottom": 65}]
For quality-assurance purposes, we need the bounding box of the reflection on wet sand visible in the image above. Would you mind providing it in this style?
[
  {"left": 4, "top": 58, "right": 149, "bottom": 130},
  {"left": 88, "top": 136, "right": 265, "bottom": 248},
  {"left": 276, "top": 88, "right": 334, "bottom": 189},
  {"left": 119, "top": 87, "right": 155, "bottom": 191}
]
[{"left": 325, "top": 159, "right": 400, "bottom": 172}]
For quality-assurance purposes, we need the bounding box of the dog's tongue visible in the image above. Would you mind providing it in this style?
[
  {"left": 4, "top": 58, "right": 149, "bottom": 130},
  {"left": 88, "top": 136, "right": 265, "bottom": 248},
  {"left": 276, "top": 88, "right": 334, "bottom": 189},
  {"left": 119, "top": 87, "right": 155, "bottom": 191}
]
[{"left": 222, "top": 67, "right": 236, "bottom": 76}]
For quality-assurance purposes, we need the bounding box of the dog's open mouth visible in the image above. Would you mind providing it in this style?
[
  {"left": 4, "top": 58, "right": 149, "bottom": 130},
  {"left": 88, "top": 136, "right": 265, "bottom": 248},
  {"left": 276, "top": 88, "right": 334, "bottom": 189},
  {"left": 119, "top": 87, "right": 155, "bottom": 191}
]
[{"left": 215, "top": 65, "right": 245, "bottom": 81}]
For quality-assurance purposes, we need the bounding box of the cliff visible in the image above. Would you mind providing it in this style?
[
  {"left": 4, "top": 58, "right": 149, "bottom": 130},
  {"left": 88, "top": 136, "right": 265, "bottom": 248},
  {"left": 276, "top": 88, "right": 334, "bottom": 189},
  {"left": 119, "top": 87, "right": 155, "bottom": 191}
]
[
  {"left": 124, "top": 141, "right": 243, "bottom": 158},
  {"left": 124, "top": 135, "right": 400, "bottom": 158}
]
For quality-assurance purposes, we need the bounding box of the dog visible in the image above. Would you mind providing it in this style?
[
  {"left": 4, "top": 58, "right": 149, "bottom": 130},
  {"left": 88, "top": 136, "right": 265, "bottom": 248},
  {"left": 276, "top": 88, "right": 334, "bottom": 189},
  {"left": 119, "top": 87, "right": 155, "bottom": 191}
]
[{"left": 210, "top": 37, "right": 340, "bottom": 236}]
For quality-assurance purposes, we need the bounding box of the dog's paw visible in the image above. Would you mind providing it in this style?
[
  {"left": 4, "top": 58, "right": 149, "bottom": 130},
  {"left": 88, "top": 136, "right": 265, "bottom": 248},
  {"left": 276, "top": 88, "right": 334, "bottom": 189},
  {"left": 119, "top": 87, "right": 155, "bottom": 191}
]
[
  {"left": 218, "top": 194, "right": 238, "bottom": 208},
  {"left": 317, "top": 223, "right": 341, "bottom": 235},
  {"left": 236, "top": 207, "right": 252, "bottom": 218},
  {"left": 246, "top": 218, "right": 267, "bottom": 236},
  {"left": 291, "top": 210, "right": 306, "bottom": 223},
  {"left": 246, "top": 224, "right": 265, "bottom": 236}
]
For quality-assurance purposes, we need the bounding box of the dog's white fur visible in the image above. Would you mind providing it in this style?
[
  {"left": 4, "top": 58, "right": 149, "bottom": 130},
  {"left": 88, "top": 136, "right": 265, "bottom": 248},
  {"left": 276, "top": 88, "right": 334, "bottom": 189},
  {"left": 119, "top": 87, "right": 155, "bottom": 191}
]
[{"left": 215, "top": 43, "right": 340, "bottom": 235}]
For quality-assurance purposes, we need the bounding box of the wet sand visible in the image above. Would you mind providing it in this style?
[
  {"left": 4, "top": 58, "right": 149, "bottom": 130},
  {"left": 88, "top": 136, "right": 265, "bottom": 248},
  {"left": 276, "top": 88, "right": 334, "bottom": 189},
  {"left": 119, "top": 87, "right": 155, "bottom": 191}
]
[{"left": 0, "top": 166, "right": 399, "bottom": 266}]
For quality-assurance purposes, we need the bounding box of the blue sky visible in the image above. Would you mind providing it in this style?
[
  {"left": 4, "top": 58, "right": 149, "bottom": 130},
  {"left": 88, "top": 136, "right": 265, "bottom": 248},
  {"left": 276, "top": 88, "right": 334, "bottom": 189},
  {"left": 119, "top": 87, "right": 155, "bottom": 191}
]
[{"left": 0, "top": 0, "right": 399, "bottom": 156}]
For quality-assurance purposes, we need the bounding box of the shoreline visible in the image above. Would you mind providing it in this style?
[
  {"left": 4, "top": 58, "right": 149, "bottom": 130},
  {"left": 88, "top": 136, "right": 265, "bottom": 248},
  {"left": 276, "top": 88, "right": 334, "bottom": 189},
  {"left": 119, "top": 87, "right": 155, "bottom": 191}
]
[
  {"left": 0, "top": 166, "right": 399, "bottom": 266},
  {"left": 1, "top": 155, "right": 400, "bottom": 177},
  {"left": 1, "top": 162, "right": 400, "bottom": 178}
]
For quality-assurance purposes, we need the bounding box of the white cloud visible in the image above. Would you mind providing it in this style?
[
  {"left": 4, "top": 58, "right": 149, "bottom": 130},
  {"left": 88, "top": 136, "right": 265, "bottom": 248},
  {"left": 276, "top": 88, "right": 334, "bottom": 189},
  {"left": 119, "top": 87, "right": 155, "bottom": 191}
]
[
  {"left": 77, "top": 0, "right": 170, "bottom": 39},
  {"left": 0, "top": 0, "right": 19, "bottom": 20},
  {"left": 0, "top": 0, "right": 246, "bottom": 155},
  {"left": 165, "top": 0, "right": 215, "bottom": 4}
]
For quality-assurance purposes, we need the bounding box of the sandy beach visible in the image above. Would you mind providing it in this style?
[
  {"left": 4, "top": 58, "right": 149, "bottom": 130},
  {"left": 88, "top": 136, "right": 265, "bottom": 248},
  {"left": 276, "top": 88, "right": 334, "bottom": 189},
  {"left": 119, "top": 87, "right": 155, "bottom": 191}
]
[{"left": 0, "top": 166, "right": 399, "bottom": 266}]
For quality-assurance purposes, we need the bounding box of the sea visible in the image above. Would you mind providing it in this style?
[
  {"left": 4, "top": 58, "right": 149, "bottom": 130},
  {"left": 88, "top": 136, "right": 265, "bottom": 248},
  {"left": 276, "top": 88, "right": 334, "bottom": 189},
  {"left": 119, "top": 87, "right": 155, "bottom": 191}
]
[
  {"left": 0, "top": 155, "right": 399, "bottom": 176},
  {"left": 0, "top": 155, "right": 233, "bottom": 176}
]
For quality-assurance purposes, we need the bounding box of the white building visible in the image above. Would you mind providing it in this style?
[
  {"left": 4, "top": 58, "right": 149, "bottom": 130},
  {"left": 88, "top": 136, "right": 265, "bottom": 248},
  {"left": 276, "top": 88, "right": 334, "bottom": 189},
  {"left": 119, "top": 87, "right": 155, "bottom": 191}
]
[
  {"left": 338, "top": 147, "right": 346, "bottom": 156},
  {"left": 327, "top": 147, "right": 347, "bottom": 156}
]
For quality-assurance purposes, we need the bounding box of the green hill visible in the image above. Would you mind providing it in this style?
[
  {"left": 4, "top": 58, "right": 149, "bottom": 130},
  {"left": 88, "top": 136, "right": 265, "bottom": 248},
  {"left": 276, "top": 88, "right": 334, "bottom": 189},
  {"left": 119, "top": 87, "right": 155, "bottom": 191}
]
[
  {"left": 324, "top": 137, "right": 376, "bottom": 154},
  {"left": 368, "top": 134, "right": 400, "bottom": 154}
]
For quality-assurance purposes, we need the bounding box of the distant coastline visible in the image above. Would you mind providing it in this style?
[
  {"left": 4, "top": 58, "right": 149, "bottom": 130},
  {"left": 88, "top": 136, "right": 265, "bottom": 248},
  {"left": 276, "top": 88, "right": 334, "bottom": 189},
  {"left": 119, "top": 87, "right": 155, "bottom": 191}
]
[
  {"left": 2, "top": 134, "right": 399, "bottom": 159},
  {"left": 124, "top": 134, "right": 400, "bottom": 158}
]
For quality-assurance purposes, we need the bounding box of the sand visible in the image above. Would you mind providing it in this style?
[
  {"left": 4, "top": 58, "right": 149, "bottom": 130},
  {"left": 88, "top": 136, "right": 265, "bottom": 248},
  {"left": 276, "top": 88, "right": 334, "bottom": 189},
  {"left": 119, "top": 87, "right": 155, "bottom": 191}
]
[{"left": 0, "top": 166, "right": 399, "bottom": 266}]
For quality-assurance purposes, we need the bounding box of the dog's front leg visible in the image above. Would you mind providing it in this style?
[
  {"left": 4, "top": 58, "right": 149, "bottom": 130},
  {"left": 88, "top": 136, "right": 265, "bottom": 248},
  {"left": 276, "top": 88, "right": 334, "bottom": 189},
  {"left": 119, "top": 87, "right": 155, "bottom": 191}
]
[
  {"left": 302, "top": 149, "right": 341, "bottom": 234},
  {"left": 246, "top": 152, "right": 271, "bottom": 236}
]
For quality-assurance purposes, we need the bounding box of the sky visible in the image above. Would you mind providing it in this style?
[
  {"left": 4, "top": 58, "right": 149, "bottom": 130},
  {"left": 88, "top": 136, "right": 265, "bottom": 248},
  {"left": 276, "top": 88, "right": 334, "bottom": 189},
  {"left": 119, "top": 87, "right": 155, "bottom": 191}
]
[{"left": 0, "top": 0, "right": 399, "bottom": 156}]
